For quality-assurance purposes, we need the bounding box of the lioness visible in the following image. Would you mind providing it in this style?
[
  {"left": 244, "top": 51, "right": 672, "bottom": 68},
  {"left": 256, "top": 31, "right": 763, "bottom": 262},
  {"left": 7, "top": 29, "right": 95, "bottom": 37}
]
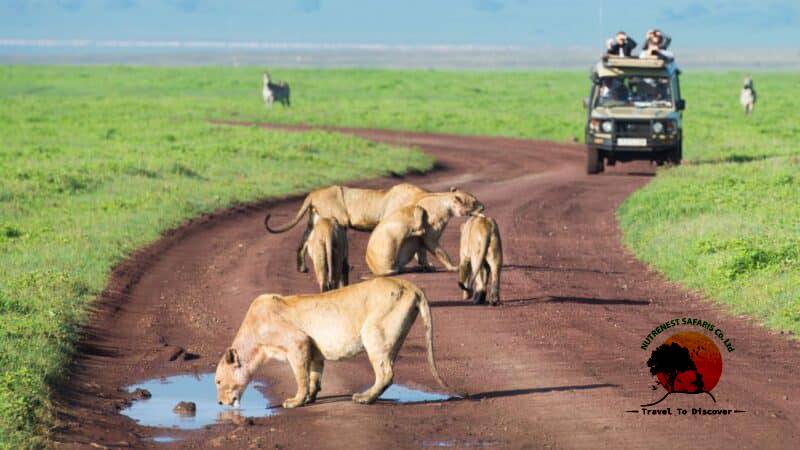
[
  {"left": 366, "top": 189, "right": 484, "bottom": 276},
  {"left": 265, "top": 183, "right": 428, "bottom": 272},
  {"left": 458, "top": 214, "right": 502, "bottom": 305},
  {"left": 303, "top": 217, "right": 348, "bottom": 292},
  {"left": 365, "top": 206, "right": 428, "bottom": 276},
  {"left": 215, "top": 278, "right": 449, "bottom": 409}
]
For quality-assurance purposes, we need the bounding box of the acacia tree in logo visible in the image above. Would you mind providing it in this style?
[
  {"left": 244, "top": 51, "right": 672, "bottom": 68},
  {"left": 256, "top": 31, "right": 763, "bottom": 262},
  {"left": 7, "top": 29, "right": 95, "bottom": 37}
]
[{"left": 642, "top": 331, "right": 722, "bottom": 407}]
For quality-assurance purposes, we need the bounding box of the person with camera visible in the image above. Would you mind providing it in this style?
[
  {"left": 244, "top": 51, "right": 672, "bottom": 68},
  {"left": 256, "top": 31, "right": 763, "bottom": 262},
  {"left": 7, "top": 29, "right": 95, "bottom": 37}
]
[
  {"left": 640, "top": 29, "right": 674, "bottom": 61},
  {"left": 606, "top": 31, "right": 637, "bottom": 57}
]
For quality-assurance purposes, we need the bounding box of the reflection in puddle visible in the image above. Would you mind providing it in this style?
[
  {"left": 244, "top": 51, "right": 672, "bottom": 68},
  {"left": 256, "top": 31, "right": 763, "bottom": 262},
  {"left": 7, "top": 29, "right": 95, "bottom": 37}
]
[
  {"left": 379, "top": 384, "right": 455, "bottom": 403},
  {"left": 122, "top": 373, "right": 275, "bottom": 429}
]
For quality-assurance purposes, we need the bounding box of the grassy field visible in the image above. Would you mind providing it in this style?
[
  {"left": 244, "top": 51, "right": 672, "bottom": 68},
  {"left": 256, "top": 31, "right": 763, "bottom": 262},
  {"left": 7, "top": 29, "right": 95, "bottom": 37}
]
[
  {"left": 0, "top": 66, "right": 433, "bottom": 448},
  {"left": 1, "top": 66, "right": 798, "bottom": 447},
  {"left": 618, "top": 158, "right": 799, "bottom": 332}
]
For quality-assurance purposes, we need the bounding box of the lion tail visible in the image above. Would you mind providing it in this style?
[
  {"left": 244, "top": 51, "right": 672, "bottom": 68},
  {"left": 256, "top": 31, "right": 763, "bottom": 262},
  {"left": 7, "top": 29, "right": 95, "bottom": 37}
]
[
  {"left": 264, "top": 195, "right": 312, "bottom": 234},
  {"left": 416, "top": 288, "right": 451, "bottom": 392}
]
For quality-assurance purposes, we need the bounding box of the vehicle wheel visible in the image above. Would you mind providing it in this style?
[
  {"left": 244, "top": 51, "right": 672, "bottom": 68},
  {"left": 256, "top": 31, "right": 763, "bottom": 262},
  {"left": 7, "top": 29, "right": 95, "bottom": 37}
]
[
  {"left": 586, "top": 147, "right": 604, "bottom": 174},
  {"left": 669, "top": 143, "right": 682, "bottom": 166}
]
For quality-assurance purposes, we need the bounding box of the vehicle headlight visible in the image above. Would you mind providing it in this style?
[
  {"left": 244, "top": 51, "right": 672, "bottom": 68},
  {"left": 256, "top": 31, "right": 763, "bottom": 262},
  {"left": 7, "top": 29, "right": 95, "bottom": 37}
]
[
  {"left": 601, "top": 121, "right": 614, "bottom": 133},
  {"left": 652, "top": 121, "right": 664, "bottom": 134}
]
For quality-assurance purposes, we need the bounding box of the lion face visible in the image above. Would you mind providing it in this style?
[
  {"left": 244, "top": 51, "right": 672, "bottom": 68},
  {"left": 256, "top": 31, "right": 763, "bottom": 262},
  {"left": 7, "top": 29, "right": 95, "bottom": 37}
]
[
  {"left": 215, "top": 348, "right": 249, "bottom": 407},
  {"left": 451, "top": 190, "right": 484, "bottom": 217}
]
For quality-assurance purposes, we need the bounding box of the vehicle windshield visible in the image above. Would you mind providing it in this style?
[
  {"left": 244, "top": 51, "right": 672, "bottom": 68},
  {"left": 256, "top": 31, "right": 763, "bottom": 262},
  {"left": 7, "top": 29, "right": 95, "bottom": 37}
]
[{"left": 595, "top": 76, "right": 673, "bottom": 108}]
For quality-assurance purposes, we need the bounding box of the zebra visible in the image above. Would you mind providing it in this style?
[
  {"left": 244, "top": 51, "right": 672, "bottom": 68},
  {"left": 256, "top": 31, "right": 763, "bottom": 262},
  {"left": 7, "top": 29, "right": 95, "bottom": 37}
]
[
  {"left": 739, "top": 76, "right": 756, "bottom": 116},
  {"left": 262, "top": 72, "right": 291, "bottom": 108}
]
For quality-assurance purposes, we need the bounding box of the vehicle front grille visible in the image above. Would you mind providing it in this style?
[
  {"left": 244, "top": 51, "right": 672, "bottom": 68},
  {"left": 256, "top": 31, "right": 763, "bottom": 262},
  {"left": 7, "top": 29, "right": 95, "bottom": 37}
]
[{"left": 616, "top": 120, "right": 650, "bottom": 137}]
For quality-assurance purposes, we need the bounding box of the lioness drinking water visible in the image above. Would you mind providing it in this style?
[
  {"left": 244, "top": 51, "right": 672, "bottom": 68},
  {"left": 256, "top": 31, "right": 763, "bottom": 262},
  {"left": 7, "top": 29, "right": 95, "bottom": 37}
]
[{"left": 215, "top": 278, "right": 449, "bottom": 409}]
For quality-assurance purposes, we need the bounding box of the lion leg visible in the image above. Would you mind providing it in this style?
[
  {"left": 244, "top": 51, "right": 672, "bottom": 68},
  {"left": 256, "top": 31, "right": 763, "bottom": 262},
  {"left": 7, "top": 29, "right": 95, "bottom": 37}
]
[
  {"left": 415, "top": 247, "right": 435, "bottom": 272},
  {"left": 458, "top": 261, "right": 472, "bottom": 300},
  {"left": 472, "top": 262, "right": 488, "bottom": 305},
  {"left": 307, "top": 351, "right": 325, "bottom": 403},
  {"left": 488, "top": 258, "right": 501, "bottom": 306},
  {"left": 340, "top": 256, "right": 349, "bottom": 288},
  {"left": 297, "top": 224, "right": 312, "bottom": 273},
  {"left": 426, "top": 241, "right": 457, "bottom": 272},
  {"left": 283, "top": 338, "right": 312, "bottom": 409},
  {"left": 353, "top": 327, "right": 394, "bottom": 404}
]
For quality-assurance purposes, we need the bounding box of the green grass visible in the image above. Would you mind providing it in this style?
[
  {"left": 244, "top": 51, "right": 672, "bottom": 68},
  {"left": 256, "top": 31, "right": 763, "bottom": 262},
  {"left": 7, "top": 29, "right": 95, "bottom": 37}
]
[
  {"left": 0, "top": 66, "right": 432, "bottom": 448},
  {"left": 1, "top": 65, "right": 798, "bottom": 447},
  {"left": 618, "top": 158, "right": 800, "bottom": 332},
  {"left": 615, "top": 72, "right": 800, "bottom": 337}
]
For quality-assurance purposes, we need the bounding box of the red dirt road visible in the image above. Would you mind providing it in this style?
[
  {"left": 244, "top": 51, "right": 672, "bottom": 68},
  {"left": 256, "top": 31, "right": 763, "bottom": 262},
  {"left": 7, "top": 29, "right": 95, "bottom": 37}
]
[{"left": 58, "top": 126, "right": 800, "bottom": 449}]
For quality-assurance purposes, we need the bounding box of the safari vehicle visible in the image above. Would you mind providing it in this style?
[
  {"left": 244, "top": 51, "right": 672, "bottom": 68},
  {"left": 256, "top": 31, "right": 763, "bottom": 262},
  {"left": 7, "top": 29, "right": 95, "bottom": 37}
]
[{"left": 583, "top": 56, "right": 686, "bottom": 174}]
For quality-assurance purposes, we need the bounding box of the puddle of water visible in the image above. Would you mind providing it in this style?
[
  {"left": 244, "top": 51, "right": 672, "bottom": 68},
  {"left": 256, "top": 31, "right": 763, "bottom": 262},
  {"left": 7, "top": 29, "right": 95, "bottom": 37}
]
[
  {"left": 379, "top": 384, "right": 455, "bottom": 404},
  {"left": 149, "top": 436, "right": 182, "bottom": 443},
  {"left": 122, "top": 373, "right": 276, "bottom": 430},
  {"left": 421, "top": 439, "right": 499, "bottom": 448}
]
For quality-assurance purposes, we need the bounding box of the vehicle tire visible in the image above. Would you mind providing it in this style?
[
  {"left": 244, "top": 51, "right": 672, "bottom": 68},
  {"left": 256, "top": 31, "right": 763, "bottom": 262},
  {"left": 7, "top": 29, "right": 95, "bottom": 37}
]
[
  {"left": 669, "top": 143, "right": 683, "bottom": 166},
  {"left": 586, "top": 147, "right": 604, "bottom": 174}
]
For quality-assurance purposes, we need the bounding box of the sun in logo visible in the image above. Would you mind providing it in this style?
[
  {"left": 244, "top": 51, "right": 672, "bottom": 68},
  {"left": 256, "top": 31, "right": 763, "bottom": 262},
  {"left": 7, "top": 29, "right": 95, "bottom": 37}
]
[{"left": 643, "top": 331, "right": 723, "bottom": 406}]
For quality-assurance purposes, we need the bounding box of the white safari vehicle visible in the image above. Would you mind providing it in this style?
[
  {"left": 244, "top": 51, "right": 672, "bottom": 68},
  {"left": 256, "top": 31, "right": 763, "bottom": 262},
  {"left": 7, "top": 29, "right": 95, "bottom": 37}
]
[{"left": 583, "top": 56, "right": 686, "bottom": 174}]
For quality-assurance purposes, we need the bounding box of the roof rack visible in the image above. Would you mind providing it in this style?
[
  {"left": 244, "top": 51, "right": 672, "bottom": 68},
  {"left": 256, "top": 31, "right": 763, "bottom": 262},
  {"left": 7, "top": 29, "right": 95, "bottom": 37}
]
[{"left": 602, "top": 55, "right": 666, "bottom": 69}]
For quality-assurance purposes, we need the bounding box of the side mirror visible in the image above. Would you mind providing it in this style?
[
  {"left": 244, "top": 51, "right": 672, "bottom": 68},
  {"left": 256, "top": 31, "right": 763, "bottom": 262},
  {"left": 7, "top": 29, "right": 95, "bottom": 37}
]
[
  {"left": 583, "top": 97, "right": 590, "bottom": 109},
  {"left": 676, "top": 99, "right": 686, "bottom": 111}
]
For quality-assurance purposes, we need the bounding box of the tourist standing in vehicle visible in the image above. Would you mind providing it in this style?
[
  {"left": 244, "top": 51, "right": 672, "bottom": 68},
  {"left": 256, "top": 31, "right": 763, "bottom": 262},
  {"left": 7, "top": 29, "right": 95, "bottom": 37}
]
[
  {"left": 641, "top": 29, "right": 674, "bottom": 60},
  {"left": 606, "top": 31, "right": 637, "bottom": 57}
]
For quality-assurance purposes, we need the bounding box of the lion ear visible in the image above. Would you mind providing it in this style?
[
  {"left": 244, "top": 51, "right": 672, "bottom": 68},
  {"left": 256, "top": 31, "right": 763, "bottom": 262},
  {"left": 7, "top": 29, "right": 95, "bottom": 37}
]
[
  {"left": 449, "top": 186, "right": 457, "bottom": 192},
  {"left": 225, "top": 348, "right": 240, "bottom": 367}
]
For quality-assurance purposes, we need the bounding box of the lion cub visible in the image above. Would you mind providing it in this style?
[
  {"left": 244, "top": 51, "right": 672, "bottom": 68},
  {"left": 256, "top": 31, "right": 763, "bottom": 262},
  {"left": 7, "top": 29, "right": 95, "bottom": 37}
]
[
  {"left": 303, "top": 217, "right": 348, "bottom": 292},
  {"left": 458, "top": 214, "right": 502, "bottom": 305}
]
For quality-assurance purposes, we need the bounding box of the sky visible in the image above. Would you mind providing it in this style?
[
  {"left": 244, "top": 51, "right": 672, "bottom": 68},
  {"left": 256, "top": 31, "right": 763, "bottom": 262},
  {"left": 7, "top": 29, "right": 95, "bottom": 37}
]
[{"left": 1, "top": 0, "right": 798, "bottom": 50}]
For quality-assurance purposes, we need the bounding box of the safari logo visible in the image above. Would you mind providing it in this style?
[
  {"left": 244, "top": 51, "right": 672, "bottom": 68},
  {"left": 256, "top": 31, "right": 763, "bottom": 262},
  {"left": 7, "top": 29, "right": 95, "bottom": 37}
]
[{"left": 628, "top": 318, "right": 746, "bottom": 416}]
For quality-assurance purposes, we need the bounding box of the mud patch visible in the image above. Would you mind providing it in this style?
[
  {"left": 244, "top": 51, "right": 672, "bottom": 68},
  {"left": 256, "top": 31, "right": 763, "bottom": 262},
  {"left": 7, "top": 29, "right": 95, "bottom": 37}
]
[{"left": 122, "top": 373, "right": 275, "bottom": 429}]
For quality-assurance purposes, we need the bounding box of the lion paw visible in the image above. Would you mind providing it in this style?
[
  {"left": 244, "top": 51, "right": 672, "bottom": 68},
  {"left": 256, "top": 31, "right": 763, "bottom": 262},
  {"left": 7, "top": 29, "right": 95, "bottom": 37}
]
[
  {"left": 282, "top": 397, "right": 306, "bottom": 409},
  {"left": 352, "top": 392, "right": 377, "bottom": 404},
  {"left": 307, "top": 386, "right": 320, "bottom": 403}
]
